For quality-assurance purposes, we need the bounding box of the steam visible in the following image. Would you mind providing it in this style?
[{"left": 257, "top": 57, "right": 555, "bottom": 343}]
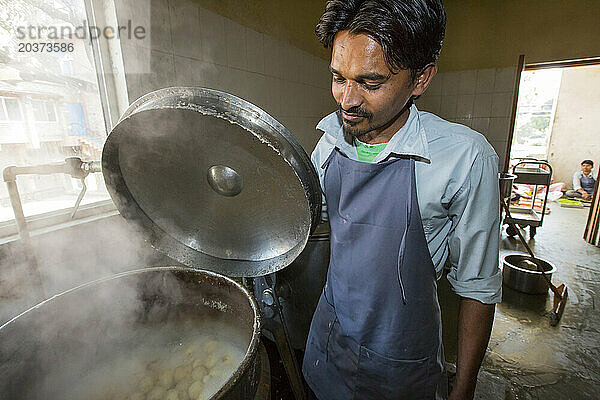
[
  {"left": 0, "top": 212, "right": 173, "bottom": 321},
  {"left": 0, "top": 267, "right": 253, "bottom": 399}
]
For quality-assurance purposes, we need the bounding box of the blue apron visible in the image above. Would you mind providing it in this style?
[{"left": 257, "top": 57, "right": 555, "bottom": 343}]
[
  {"left": 581, "top": 174, "right": 595, "bottom": 196},
  {"left": 303, "top": 148, "right": 447, "bottom": 399}
]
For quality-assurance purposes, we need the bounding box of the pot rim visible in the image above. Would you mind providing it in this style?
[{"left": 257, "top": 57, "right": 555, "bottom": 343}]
[{"left": 502, "top": 253, "right": 557, "bottom": 275}]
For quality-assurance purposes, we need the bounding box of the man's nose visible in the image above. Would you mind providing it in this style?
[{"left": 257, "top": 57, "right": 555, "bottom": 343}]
[{"left": 340, "top": 81, "right": 361, "bottom": 110}]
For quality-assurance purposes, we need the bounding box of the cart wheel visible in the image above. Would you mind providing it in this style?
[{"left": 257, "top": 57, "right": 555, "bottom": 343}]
[
  {"left": 506, "top": 225, "right": 518, "bottom": 237},
  {"left": 530, "top": 226, "right": 536, "bottom": 238}
]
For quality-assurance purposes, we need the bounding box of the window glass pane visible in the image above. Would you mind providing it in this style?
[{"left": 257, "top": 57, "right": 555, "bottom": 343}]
[
  {"left": 0, "top": 0, "right": 111, "bottom": 223},
  {"left": 510, "top": 69, "right": 562, "bottom": 162},
  {"left": 45, "top": 103, "right": 57, "bottom": 122},
  {"left": 0, "top": 100, "right": 7, "bottom": 120},
  {"left": 5, "top": 98, "right": 23, "bottom": 121},
  {"left": 31, "top": 101, "right": 46, "bottom": 121}
]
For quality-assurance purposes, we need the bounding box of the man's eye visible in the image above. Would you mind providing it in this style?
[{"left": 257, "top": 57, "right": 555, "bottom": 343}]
[
  {"left": 362, "top": 83, "right": 382, "bottom": 90},
  {"left": 333, "top": 76, "right": 346, "bottom": 83}
]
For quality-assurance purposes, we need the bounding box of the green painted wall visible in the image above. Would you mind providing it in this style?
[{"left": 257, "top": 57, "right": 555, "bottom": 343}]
[{"left": 194, "top": 0, "right": 600, "bottom": 72}]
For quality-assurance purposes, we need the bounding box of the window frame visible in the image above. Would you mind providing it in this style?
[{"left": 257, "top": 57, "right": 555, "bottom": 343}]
[
  {"left": 1, "top": 0, "right": 129, "bottom": 241},
  {"left": 31, "top": 99, "right": 58, "bottom": 122},
  {"left": 0, "top": 96, "right": 25, "bottom": 122}
]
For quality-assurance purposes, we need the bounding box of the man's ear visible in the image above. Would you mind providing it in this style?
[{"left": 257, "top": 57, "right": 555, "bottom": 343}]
[{"left": 412, "top": 64, "right": 437, "bottom": 97}]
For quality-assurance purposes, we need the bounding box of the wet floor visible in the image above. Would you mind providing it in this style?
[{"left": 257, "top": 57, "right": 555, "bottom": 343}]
[{"left": 439, "top": 204, "right": 600, "bottom": 399}]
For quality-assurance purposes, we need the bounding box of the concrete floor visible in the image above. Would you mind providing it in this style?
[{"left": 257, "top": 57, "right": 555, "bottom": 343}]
[{"left": 440, "top": 203, "right": 600, "bottom": 399}]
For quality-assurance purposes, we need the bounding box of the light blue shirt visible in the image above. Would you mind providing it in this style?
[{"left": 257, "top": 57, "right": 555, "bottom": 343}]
[{"left": 311, "top": 105, "right": 502, "bottom": 304}]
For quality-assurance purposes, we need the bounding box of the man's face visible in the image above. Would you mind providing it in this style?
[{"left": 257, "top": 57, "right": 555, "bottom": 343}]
[
  {"left": 582, "top": 163, "right": 593, "bottom": 174},
  {"left": 329, "top": 31, "right": 430, "bottom": 142}
]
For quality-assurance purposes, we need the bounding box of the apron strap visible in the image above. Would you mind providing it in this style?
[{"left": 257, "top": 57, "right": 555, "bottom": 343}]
[
  {"left": 396, "top": 159, "right": 415, "bottom": 304},
  {"left": 321, "top": 146, "right": 343, "bottom": 170}
]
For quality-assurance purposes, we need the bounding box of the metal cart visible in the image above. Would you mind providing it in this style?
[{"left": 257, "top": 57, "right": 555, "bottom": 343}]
[{"left": 504, "top": 159, "right": 552, "bottom": 239}]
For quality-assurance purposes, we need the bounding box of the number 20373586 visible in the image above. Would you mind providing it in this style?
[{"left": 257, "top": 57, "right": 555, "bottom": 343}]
[{"left": 18, "top": 42, "right": 74, "bottom": 52}]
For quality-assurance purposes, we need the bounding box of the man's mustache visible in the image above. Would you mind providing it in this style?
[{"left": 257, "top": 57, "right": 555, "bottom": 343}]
[{"left": 337, "top": 105, "right": 372, "bottom": 119}]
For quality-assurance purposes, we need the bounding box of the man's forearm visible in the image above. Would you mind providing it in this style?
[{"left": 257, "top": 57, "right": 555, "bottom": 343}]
[{"left": 450, "top": 297, "right": 495, "bottom": 399}]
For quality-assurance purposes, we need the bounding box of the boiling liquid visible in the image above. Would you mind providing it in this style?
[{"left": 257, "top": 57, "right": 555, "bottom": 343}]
[{"left": 51, "top": 319, "right": 248, "bottom": 400}]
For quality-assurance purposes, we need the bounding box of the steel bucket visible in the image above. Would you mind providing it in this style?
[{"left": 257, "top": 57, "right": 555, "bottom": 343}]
[
  {"left": 502, "top": 254, "right": 557, "bottom": 295},
  {"left": 499, "top": 172, "right": 517, "bottom": 200}
]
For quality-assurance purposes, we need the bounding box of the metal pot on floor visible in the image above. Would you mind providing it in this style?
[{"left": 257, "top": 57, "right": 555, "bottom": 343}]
[{"left": 502, "top": 254, "right": 557, "bottom": 294}]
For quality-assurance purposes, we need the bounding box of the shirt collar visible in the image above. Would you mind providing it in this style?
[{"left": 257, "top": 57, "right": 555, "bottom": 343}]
[{"left": 316, "top": 104, "right": 431, "bottom": 163}]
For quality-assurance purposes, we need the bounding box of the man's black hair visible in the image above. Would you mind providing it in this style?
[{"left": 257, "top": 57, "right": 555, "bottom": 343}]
[
  {"left": 582, "top": 160, "right": 594, "bottom": 167},
  {"left": 316, "top": 0, "right": 446, "bottom": 80}
]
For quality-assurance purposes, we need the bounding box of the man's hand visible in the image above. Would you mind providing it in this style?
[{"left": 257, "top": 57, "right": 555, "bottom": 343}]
[
  {"left": 577, "top": 189, "right": 589, "bottom": 200},
  {"left": 449, "top": 297, "right": 495, "bottom": 400}
]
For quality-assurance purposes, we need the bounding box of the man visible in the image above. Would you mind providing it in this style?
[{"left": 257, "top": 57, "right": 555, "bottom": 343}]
[
  {"left": 566, "top": 160, "right": 595, "bottom": 201},
  {"left": 302, "top": 1, "right": 501, "bottom": 399}
]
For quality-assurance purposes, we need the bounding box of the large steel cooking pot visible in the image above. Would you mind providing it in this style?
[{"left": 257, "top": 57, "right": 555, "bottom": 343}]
[
  {"left": 259, "top": 223, "right": 330, "bottom": 350},
  {"left": 102, "top": 87, "right": 322, "bottom": 278},
  {"left": 0, "top": 267, "right": 261, "bottom": 400}
]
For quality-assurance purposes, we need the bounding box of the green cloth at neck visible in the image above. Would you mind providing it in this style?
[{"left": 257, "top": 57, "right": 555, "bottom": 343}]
[{"left": 355, "top": 138, "right": 388, "bottom": 163}]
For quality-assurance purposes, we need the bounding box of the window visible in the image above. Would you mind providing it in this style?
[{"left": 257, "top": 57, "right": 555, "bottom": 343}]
[
  {"left": 0, "top": 0, "right": 130, "bottom": 233},
  {"left": 510, "top": 69, "right": 562, "bottom": 161},
  {"left": 31, "top": 100, "right": 57, "bottom": 122},
  {"left": 0, "top": 97, "right": 24, "bottom": 121}
]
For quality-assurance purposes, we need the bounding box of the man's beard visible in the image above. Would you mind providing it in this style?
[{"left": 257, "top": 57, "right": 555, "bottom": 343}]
[{"left": 336, "top": 105, "right": 373, "bottom": 145}]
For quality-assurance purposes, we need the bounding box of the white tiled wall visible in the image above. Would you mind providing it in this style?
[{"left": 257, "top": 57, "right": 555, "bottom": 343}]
[
  {"left": 417, "top": 66, "right": 517, "bottom": 168},
  {"left": 117, "top": 0, "right": 336, "bottom": 153}
]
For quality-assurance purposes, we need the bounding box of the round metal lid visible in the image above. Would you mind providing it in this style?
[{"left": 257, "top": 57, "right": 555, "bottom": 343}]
[{"left": 102, "top": 87, "right": 321, "bottom": 277}]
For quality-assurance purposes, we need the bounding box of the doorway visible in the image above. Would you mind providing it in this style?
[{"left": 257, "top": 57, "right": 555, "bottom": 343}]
[
  {"left": 507, "top": 59, "right": 600, "bottom": 237},
  {"left": 509, "top": 62, "right": 600, "bottom": 183}
]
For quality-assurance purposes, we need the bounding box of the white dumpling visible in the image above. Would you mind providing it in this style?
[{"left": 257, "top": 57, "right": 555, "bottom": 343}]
[
  {"left": 183, "top": 344, "right": 197, "bottom": 359},
  {"left": 147, "top": 386, "right": 167, "bottom": 400},
  {"left": 175, "top": 379, "right": 191, "bottom": 400},
  {"left": 192, "top": 358, "right": 204, "bottom": 369},
  {"left": 188, "top": 380, "right": 204, "bottom": 400},
  {"left": 159, "top": 369, "right": 174, "bottom": 388},
  {"left": 174, "top": 363, "right": 192, "bottom": 383},
  {"left": 191, "top": 365, "right": 208, "bottom": 381},
  {"left": 202, "top": 340, "right": 218, "bottom": 354},
  {"left": 204, "top": 353, "right": 218, "bottom": 369},
  {"left": 165, "top": 388, "right": 180, "bottom": 400}
]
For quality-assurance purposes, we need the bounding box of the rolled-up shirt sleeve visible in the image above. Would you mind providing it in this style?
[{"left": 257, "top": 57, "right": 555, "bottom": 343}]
[{"left": 446, "top": 153, "right": 502, "bottom": 304}]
